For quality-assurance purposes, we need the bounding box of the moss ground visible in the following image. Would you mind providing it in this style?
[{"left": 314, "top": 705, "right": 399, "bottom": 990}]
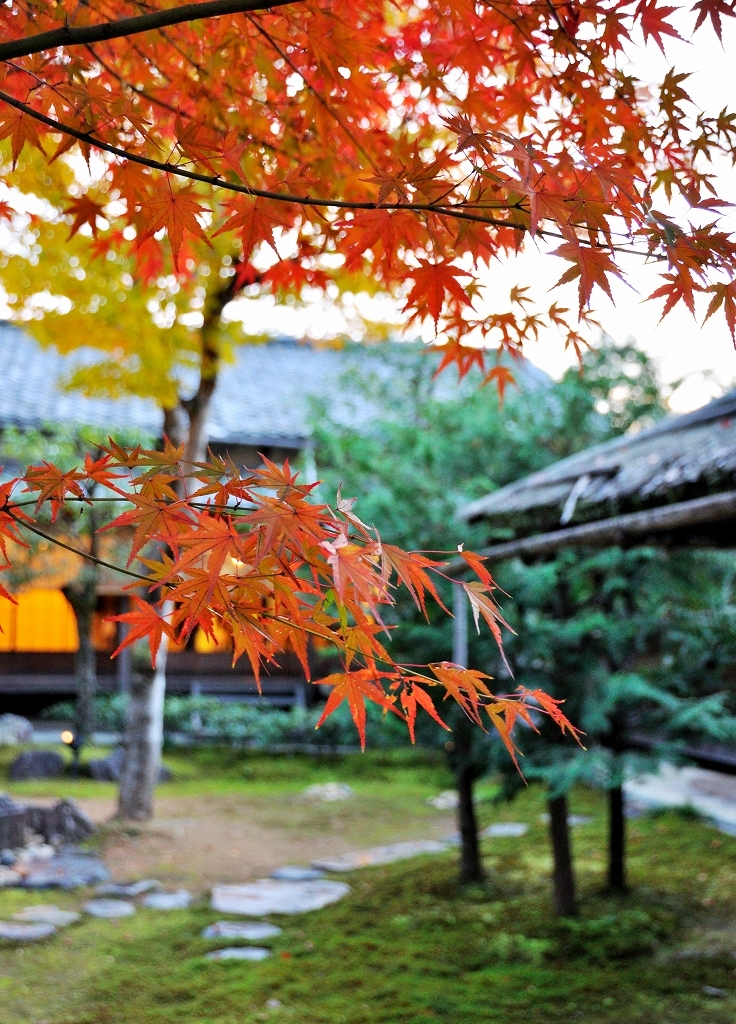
[{"left": 1, "top": 750, "right": 736, "bottom": 1022}]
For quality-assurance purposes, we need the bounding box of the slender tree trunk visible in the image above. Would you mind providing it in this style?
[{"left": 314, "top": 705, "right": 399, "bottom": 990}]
[
  {"left": 63, "top": 515, "right": 100, "bottom": 746},
  {"left": 608, "top": 784, "right": 626, "bottom": 891},
  {"left": 457, "top": 766, "right": 484, "bottom": 884},
  {"left": 547, "top": 793, "right": 576, "bottom": 917},
  {"left": 70, "top": 597, "right": 97, "bottom": 744},
  {"left": 117, "top": 630, "right": 169, "bottom": 820}
]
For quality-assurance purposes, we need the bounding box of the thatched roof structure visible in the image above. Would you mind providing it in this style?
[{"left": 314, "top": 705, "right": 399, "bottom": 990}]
[{"left": 455, "top": 389, "right": 736, "bottom": 563}]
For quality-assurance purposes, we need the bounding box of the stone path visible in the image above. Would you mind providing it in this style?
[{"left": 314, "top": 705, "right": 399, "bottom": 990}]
[
  {"left": 84, "top": 898, "right": 136, "bottom": 918},
  {"left": 202, "top": 921, "right": 282, "bottom": 940},
  {"left": 20, "top": 851, "right": 110, "bottom": 889},
  {"left": 212, "top": 878, "right": 350, "bottom": 916},
  {"left": 142, "top": 890, "right": 192, "bottom": 910},
  {"left": 13, "top": 905, "right": 79, "bottom": 926},
  {"left": 625, "top": 764, "right": 736, "bottom": 834},
  {"left": 312, "top": 839, "right": 448, "bottom": 872},
  {"left": 206, "top": 947, "right": 271, "bottom": 961},
  {"left": 0, "top": 921, "right": 56, "bottom": 941}
]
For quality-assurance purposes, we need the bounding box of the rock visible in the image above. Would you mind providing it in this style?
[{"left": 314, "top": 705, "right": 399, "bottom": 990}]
[
  {"left": 25, "top": 799, "right": 96, "bottom": 845},
  {"left": 0, "top": 714, "right": 33, "bottom": 745},
  {"left": 0, "top": 793, "right": 28, "bottom": 849},
  {"left": 142, "top": 889, "right": 192, "bottom": 910},
  {"left": 13, "top": 905, "right": 80, "bottom": 927},
  {"left": 270, "top": 866, "right": 325, "bottom": 882},
  {"left": 202, "top": 921, "right": 283, "bottom": 940},
  {"left": 303, "top": 782, "right": 354, "bottom": 802},
  {"left": 0, "top": 848, "right": 16, "bottom": 866},
  {"left": 0, "top": 920, "right": 56, "bottom": 941},
  {"left": 702, "top": 986, "right": 729, "bottom": 998},
  {"left": 482, "top": 823, "right": 529, "bottom": 838},
  {"left": 539, "top": 813, "right": 593, "bottom": 827},
  {"left": 9, "top": 750, "right": 65, "bottom": 782},
  {"left": 95, "top": 879, "right": 162, "bottom": 898},
  {"left": 427, "top": 790, "right": 459, "bottom": 810},
  {"left": 206, "top": 947, "right": 271, "bottom": 961},
  {"left": 87, "top": 747, "right": 171, "bottom": 783},
  {"left": 212, "top": 879, "right": 350, "bottom": 916},
  {"left": 0, "top": 867, "right": 21, "bottom": 887},
  {"left": 312, "top": 839, "right": 447, "bottom": 872},
  {"left": 441, "top": 834, "right": 461, "bottom": 846},
  {"left": 22, "top": 852, "right": 110, "bottom": 889},
  {"left": 17, "top": 843, "right": 56, "bottom": 865},
  {"left": 84, "top": 899, "right": 135, "bottom": 919}
]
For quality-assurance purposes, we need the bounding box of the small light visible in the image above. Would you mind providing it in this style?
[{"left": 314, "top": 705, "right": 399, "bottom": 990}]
[{"left": 61, "top": 730, "right": 75, "bottom": 745}]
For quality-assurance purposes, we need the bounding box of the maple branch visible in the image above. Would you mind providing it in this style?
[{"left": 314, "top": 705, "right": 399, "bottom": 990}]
[
  {"left": 6, "top": 510, "right": 152, "bottom": 584},
  {"left": 0, "top": 0, "right": 304, "bottom": 62}
]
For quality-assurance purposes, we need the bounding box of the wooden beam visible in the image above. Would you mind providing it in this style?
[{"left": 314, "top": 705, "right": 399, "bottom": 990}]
[{"left": 446, "top": 489, "right": 736, "bottom": 576}]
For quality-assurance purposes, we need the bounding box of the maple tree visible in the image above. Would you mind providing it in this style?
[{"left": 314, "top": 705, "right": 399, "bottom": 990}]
[
  {"left": 0, "top": 441, "right": 579, "bottom": 793},
  {"left": 1, "top": 0, "right": 735, "bottom": 817},
  {"left": 1, "top": 0, "right": 736, "bottom": 378}
]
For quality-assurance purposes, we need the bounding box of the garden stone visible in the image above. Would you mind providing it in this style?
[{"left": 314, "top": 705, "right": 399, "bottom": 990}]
[
  {"left": 312, "top": 839, "right": 447, "bottom": 872},
  {"left": 96, "top": 879, "right": 162, "bottom": 897},
  {"left": 427, "top": 790, "right": 459, "bottom": 810},
  {"left": 0, "top": 848, "right": 17, "bottom": 866},
  {"left": 84, "top": 899, "right": 135, "bottom": 918},
  {"left": 303, "top": 782, "right": 354, "bottom": 801},
  {"left": 202, "top": 921, "right": 283, "bottom": 940},
  {"left": 17, "top": 843, "right": 56, "bottom": 864},
  {"left": 22, "top": 852, "right": 109, "bottom": 889},
  {"left": 142, "top": 889, "right": 192, "bottom": 910},
  {"left": 482, "top": 823, "right": 529, "bottom": 838},
  {"left": 539, "top": 813, "right": 593, "bottom": 827},
  {"left": 87, "top": 747, "right": 172, "bottom": 783},
  {"left": 0, "top": 714, "right": 33, "bottom": 744},
  {"left": 25, "top": 799, "right": 96, "bottom": 845},
  {"left": 0, "top": 921, "right": 56, "bottom": 941},
  {"left": 0, "top": 867, "right": 21, "bottom": 887},
  {"left": 13, "top": 905, "right": 80, "bottom": 927},
  {"left": 0, "top": 793, "right": 27, "bottom": 849},
  {"left": 9, "top": 750, "right": 65, "bottom": 781},
  {"left": 206, "top": 947, "right": 271, "bottom": 961},
  {"left": 212, "top": 879, "right": 349, "bottom": 916},
  {"left": 702, "top": 986, "right": 729, "bottom": 998},
  {"left": 270, "top": 866, "right": 325, "bottom": 882}
]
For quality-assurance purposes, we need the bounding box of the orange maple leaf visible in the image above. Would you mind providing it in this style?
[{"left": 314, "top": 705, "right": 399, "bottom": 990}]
[
  {"left": 140, "top": 178, "right": 212, "bottom": 270},
  {"left": 404, "top": 260, "right": 472, "bottom": 328},
  {"left": 316, "top": 669, "right": 402, "bottom": 750},
  {"left": 111, "top": 596, "right": 175, "bottom": 669}
]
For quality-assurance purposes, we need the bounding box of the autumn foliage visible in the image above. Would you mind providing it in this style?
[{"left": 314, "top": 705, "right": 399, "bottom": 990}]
[
  {"left": 0, "top": 443, "right": 580, "bottom": 752},
  {"left": 1, "top": 0, "right": 736, "bottom": 363}
]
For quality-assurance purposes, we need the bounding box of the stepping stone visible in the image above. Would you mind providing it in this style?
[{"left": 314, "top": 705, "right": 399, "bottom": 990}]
[
  {"left": 539, "top": 814, "right": 593, "bottom": 827},
  {"left": 212, "top": 879, "right": 349, "bottom": 916},
  {"left": 205, "top": 942, "right": 272, "bottom": 958},
  {"left": 303, "top": 782, "right": 354, "bottom": 802},
  {"left": 0, "top": 921, "right": 56, "bottom": 941},
  {"left": 206, "top": 946, "right": 271, "bottom": 961},
  {"left": 270, "top": 866, "right": 325, "bottom": 882},
  {"left": 202, "top": 921, "right": 282, "bottom": 940},
  {"left": 84, "top": 899, "right": 135, "bottom": 919},
  {"left": 96, "top": 879, "right": 162, "bottom": 897},
  {"left": 482, "top": 823, "right": 529, "bottom": 838},
  {"left": 428, "top": 790, "right": 458, "bottom": 810},
  {"left": 142, "top": 889, "right": 192, "bottom": 910},
  {"left": 0, "top": 866, "right": 21, "bottom": 887},
  {"left": 312, "top": 840, "right": 447, "bottom": 872},
  {"left": 22, "top": 853, "right": 110, "bottom": 889},
  {"left": 13, "top": 905, "right": 80, "bottom": 927}
]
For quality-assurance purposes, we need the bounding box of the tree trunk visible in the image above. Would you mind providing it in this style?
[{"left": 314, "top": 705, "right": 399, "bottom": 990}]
[
  {"left": 457, "top": 766, "right": 484, "bottom": 884},
  {"left": 608, "top": 784, "right": 626, "bottom": 891},
  {"left": 117, "top": 631, "right": 168, "bottom": 821},
  {"left": 63, "top": 559, "right": 100, "bottom": 746},
  {"left": 547, "top": 793, "right": 576, "bottom": 917}
]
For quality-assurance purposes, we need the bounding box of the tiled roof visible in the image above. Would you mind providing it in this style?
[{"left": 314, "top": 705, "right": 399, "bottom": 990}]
[
  {"left": 0, "top": 322, "right": 550, "bottom": 449},
  {"left": 460, "top": 388, "right": 736, "bottom": 533},
  {"left": 0, "top": 325, "right": 384, "bottom": 447}
]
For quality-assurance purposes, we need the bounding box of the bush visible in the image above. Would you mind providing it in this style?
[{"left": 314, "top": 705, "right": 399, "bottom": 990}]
[{"left": 41, "top": 694, "right": 412, "bottom": 749}]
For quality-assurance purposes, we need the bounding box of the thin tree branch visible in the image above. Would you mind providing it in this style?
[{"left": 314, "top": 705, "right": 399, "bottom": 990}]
[{"left": 0, "top": 0, "right": 303, "bottom": 62}]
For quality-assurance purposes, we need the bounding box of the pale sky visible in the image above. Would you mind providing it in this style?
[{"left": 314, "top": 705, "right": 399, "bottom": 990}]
[{"left": 227, "top": 17, "right": 736, "bottom": 413}]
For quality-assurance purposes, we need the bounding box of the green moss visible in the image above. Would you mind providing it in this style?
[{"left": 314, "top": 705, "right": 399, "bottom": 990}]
[{"left": 2, "top": 766, "right": 736, "bottom": 1023}]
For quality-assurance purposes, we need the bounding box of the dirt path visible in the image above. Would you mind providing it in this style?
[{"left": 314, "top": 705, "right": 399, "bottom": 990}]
[{"left": 76, "top": 794, "right": 456, "bottom": 890}]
